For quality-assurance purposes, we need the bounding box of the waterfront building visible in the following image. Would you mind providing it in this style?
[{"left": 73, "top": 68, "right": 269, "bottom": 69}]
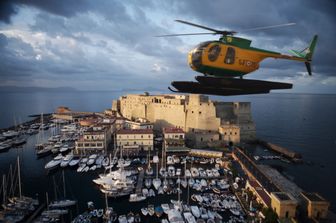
[
  {"left": 245, "top": 179, "right": 271, "bottom": 208},
  {"left": 163, "top": 127, "right": 189, "bottom": 152},
  {"left": 270, "top": 192, "right": 298, "bottom": 219},
  {"left": 53, "top": 106, "right": 97, "bottom": 122},
  {"left": 115, "top": 117, "right": 128, "bottom": 131},
  {"left": 219, "top": 123, "right": 240, "bottom": 144},
  {"left": 301, "top": 192, "right": 330, "bottom": 220},
  {"left": 75, "top": 125, "right": 111, "bottom": 155},
  {"left": 116, "top": 129, "right": 154, "bottom": 155},
  {"left": 124, "top": 118, "right": 153, "bottom": 130},
  {"left": 112, "top": 93, "right": 256, "bottom": 148}
]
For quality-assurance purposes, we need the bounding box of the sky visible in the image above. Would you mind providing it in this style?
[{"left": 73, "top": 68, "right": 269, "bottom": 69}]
[{"left": 0, "top": 0, "right": 335, "bottom": 93}]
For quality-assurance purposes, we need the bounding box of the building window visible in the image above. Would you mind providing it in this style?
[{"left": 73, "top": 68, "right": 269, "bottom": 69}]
[
  {"left": 199, "top": 111, "right": 201, "bottom": 114},
  {"left": 201, "top": 137, "right": 203, "bottom": 142}
]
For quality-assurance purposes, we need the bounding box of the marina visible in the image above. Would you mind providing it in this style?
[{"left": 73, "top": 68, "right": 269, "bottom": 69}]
[
  {"left": 0, "top": 93, "right": 334, "bottom": 223},
  {"left": 0, "top": 117, "right": 248, "bottom": 222}
]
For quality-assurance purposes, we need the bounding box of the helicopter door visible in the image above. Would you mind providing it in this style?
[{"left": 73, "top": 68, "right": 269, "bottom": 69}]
[{"left": 224, "top": 47, "right": 235, "bottom": 64}]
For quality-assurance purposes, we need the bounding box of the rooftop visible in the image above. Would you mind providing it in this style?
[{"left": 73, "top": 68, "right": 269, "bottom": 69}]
[
  {"left": 163, "top": 127, "right": 185, "bottom": 134},
  {"left": 248, "top": 180, "right": 271, "bottom": 207},
  {"left": 302, "top": 192, "right": 327, "bottom": 202},
  {"left": 117, "top": 129, "right": 153, "bottom": 135},
  {"left": 272, "top": 192, "right": 297, "bottom": 203}
]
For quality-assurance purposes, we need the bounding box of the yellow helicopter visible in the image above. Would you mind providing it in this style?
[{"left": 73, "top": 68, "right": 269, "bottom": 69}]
[{"left": 158, "top": 20, "right": 318, "bottom": 96}]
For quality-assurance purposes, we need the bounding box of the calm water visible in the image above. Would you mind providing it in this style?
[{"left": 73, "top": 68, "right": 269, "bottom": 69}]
[{"left": 0, "top": 92, "right": 335, "bottom": 212}]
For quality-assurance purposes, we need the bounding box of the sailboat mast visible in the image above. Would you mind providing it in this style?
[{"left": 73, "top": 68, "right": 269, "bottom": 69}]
[
  {"left": 62, "top": 170, "right": 66, "bottom": 198},
  {"left": 17, "top": 156, "right": 22, "bottom": 198},
  {"left": 105, "top": 191, "right": 108, "bottom": 209},
  {"left": 46, "top": 192, "right": 49, "bottom": 210},
  {"left": 2, "top": 174, "right": 6, "bottom": 205},
  {"left": 156, "top": 152, "right": 158, "bottom": 179}
]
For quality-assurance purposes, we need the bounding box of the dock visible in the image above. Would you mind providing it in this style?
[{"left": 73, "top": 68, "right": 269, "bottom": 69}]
[
  {"left": 135, "top": 169, "right": 145, "bottom": 195},
  {"left": 26, "top": 202, "right": 46, "bottom": 223},
  {"left": 253, "top": 139, "right": 302, "bottom": 160}
]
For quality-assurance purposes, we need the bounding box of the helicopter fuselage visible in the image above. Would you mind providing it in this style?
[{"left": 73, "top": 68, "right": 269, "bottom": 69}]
[{"left": 188, "top": 36, "right": 304, "bottom": 77}]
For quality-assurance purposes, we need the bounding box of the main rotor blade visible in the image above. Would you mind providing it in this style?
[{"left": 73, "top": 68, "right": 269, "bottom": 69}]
[
  {"left": 240, "top": 23, "right": 296, "bottom": 32},
  {"left": 155, "top": 32, "right": 215, "bottom": 37},
  {"left": 175, "top": 20, "right": 221, "bottom": 33}
]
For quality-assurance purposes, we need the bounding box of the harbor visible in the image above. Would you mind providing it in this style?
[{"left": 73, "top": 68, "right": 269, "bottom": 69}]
[
  {"left": 0, "top": 114, "right": 247, "bottom": 223},
  {"left": 0, "top": 93, "right": 335, "bottom": 223}
]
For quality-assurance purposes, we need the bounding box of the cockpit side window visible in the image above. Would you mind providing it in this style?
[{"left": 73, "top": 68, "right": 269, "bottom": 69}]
[
  {"left": 208, "top": 44, "right": 221, "bottom": 62},
  {"left": 224, "top": 47, "right": 235, "bottom": 64}
]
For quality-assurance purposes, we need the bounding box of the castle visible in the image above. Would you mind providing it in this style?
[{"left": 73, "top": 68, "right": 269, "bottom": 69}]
[{"left": 112, "top": 93, "right": 256, "bottom": 148}]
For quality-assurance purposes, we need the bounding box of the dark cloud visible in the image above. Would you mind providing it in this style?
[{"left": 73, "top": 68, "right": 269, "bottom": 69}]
[
  {"left": 0, "top": 0, "right": 335, "bottom": 91},
  {"left": 0, "top": 0, "right": 18, "bottom": 24}
]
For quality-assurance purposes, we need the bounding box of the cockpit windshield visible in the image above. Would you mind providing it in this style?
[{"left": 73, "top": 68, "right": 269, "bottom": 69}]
[{"left": 194, "top": 41, "right": 212, "bottom": 50}]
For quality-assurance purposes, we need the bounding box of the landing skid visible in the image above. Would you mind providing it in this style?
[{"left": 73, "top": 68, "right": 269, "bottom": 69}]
[{"left": 169, "top": 76, "right": 293, "bottom": 96}]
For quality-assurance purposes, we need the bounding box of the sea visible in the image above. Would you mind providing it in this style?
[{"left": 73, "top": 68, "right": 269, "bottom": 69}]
[{"left": 0, "top": 91, "right": 335, "bottom": 215}]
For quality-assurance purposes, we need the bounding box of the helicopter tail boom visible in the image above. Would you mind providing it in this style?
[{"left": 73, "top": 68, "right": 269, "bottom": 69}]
[{"left": 288, "top": 35, "right": 318, "bottom": 75}]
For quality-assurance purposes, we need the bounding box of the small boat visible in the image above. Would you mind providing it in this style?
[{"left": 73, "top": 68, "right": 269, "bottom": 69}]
[
  {"left": 80, "top": 157, "right": 88, "bottom": 163},
  {"left": 54, "top": 153, "right": 64, "bottom": 160},
  {"left": 90, "top": 165, "right": 97, "bottom": 171},
  {"left": 145, "top": 178, "right": 152, "bottom": 188},
  {"left": 166, "top": 156, "right": 173, "bottom": 164},
  {"left": 41, "top": 209, "right": 68, "bottom": 216},
  {"left": 129, "top": 194, "right": 146, "bottom": 202},
  {"left": 12, "top": 137, "right": 27, "bottom": 146},
  {"left": 230, "top": 208, "right": 241, "bottom": 216},
  {"left": 140, "top": 207, "right": 148, "bottom": 216},
  {"left": 161, "top": 203, "right": 170, "bottom": 214},
  {"left": 77, "top": 163, "right": 86, "bottom": 172},
  {"left": 69, "top": 157, "right": 80, "bottom": 166},
  {"left": 127, "top": 212, "right": 134, "bottom": 223},
  {"left": 83, "top": 166, "right": 89, "bottom": 172},
  {"left": 142, "top": 188, "right": 149, "bottom": 197},
  {"left": 59, "top": 145, "right": 69, "bottom": 153},
  {"left": 134, "top": 213, "right": 141, "bottom": 223},
  {"left": 60, "top": 153, "right": 73, "bottom": 167},
  {"left": 146, "top": 166, "right": 154, "bottom": 175},
  {"left": 159, "top": 167, "right": 167, "bottom": 177},
  {"left": 155, "top": 206, "right": 163, "bottom": 217},
  {"left": 148, "top": 204, "right": 155, "bottom": 216},
  {"left": 158, "top": 186, "right": 164, "bottom": 194},
  {"left": 191, "top": 206, "right": 200, "bottom": 218},
  {"left": 152, "top": 178, "right": 161, "bottom": 190},
  {"left": 102, "top": 157, "right": 109, "bottom": 166},
  {"left": 49, "top": 199, "right": 77, "bottom": 208},
  {"left": 200, "top": 207, "right": 208, "bottom": 219},
  {"left": 183, "top": 212, "right": 197, "bottom": 223},
  {"left": 87, "top": 158, "right": 95, "bottom": 166},
  {"left": 95, "top": 155, "right": 104, "bottom": 165},
  {"left": 148, "top": 189, "right": 155, "bottom": 197},
  {"left": 118, "top": 214, "right": 127, "bottom": 223},
  {"left": 45, "top": 159, "right": 61, "bottom": 170},
  {"left": 0, "top": 143, "right": 11, "bottom": 152}
]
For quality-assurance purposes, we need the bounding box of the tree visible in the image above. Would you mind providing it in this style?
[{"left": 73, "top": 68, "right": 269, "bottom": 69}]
[{"left": 262, "top": 207, "right": 278, "bottom": 223}]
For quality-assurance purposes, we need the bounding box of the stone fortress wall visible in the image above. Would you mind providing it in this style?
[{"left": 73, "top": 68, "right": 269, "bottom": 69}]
[{"left": 112, "top": 93, "right": 256, "bottom": 148}]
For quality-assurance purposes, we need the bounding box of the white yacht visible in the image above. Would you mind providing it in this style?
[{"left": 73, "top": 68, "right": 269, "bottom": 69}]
[{"left": 129, "top": 194, "right": 146, "bottom": 202}]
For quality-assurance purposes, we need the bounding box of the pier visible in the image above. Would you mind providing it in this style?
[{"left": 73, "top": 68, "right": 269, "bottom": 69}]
[
  {"left": 135, "top": 169, "right": 145, "bottom": 195},
  {"left": 251, "top": 139, "right": 302, "bottom": 160},
  {"left": 26, "top": 203, "right": 46, "bottom": 223}
]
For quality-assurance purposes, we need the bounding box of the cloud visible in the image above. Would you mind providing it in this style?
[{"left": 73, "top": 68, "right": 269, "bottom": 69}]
[{"left": 0, "top": 0, "right": 335, "bottom": 93}]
